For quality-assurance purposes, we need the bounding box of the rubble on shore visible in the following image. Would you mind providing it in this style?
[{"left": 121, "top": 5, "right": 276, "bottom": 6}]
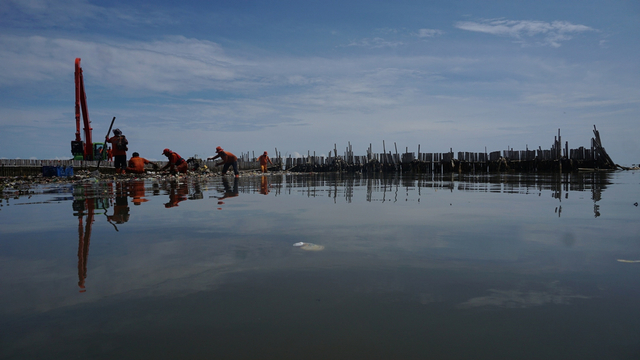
[{"left": 0, "top": 169, "right": 279, "bottom": 196}]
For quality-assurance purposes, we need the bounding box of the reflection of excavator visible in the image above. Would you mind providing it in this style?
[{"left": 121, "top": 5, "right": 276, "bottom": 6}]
[
  {"left": 71, "top": 58, "right": 107, "bottom": 160},
  {"left": 73, "top": 194, "right": 108, "bottom": 292}
]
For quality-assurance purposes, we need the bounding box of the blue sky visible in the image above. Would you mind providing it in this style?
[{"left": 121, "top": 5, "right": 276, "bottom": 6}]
[{"left": 1, "top": 0, "right": 638, "bottom": 164}]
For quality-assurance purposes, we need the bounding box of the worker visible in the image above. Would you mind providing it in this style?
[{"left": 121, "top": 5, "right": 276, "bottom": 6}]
[
  {"left": 106, "top": 128, "right": 128, "bottom": 174},
  {"left": 106, "top": 146, "right": 113, "bottom": 161},
  {"left": 160, "top": 148, "right": 188, "bottom": 174},
  {"left": 126, "top": 152, "right": 156, "bottom": 174},
  {"left": 257, "top": 151, "right": 273, "bottom": 173},
  {"left": 207, "top": 146, "right": 239, "bottom": 177}
]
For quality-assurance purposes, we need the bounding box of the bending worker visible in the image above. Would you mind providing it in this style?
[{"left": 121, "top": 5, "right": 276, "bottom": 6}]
[
  {"left": 207, "top": 146, "right": 239, "bottom": 177},
  {"left": 161, "top": 148, "right": 188, "bottom": 174},
  {"left": 257, "top": 151, "right": 273, "bottom": 173},
  {"left": 126, "top": 152, "right": 156, "bottom": 174}
]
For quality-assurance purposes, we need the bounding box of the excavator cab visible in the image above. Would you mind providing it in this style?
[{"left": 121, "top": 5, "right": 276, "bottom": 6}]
[
  {"left": 93, "top": 142, "right": 107, "bottom": 161},
  {"left": 71, "top": 140, "right": 85, "bottom": 160}
]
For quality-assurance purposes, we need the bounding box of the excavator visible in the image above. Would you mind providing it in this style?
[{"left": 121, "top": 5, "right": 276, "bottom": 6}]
[{"left": 71, "top": 58, "right": 108, "bottom": 161}]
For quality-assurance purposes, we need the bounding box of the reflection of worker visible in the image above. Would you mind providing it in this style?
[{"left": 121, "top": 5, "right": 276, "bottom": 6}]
[
  {"left": 126, "top": 152, "right": 156, "bottom": 174},
  {"left": 129, "top": 180, "right": 148, "bottom": 205},
  {"left": 106, "top": 128, "right": 128, "bottom": 174},
  {"left": 165, "top": 182, "right": 189, "bottom": 208},
  {"left": 161, "top": 148, "right": 188, "bottom": 174},
  {"left": 257, "top": 151, "right": 273, "bottom": 173},
  {"left": 260, "top": 175, "right": 270, "bottom": 195},
  {"left": 208, "top": 146, "right": 239, "bottom": 177},
  {"left": 218, "top": 177, "right": 239, "bottom": 201},
  {"left": 107, "top": 195, "right": 130, "bottom": 224}
]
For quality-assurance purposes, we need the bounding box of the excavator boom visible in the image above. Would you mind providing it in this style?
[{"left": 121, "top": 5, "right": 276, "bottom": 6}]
[{"left": 72, "top": 58, "right": 95, "bottom": 160}]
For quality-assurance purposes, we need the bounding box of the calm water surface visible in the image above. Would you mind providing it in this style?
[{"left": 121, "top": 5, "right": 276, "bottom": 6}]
[{"left": 1, "top": 172, "right": 639, "bottom": 359}]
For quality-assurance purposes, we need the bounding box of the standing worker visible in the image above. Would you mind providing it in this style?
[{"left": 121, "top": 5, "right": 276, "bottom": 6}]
[
  {"left": 207, "top": 146, "right": 239, "bottom": 177},
  {"left": 257, "top": 151, "right": 273, "bottom": 173},
  {"left": 126, "top": 152, "right": 156, "bottom": 174},
  {"left": 160, "top": 148, "right": 188, "bottom": 174},
  {"left": 106, "top": 128, "right": 128, "bottom": 174}
]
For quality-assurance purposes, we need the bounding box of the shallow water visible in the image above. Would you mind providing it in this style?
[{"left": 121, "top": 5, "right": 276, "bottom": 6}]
[{"left": 1, "top": 172, "right": 639, "bottom": 359}]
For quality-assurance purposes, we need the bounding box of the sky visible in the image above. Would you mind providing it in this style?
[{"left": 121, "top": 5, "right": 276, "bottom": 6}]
[{"left": 0, "top": 0, "right": 638, "bottom": 164}]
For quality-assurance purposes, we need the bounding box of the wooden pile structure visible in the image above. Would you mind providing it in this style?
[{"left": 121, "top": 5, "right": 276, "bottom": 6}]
[
  {"left": 0, "top": 126, "right": 631, "bottom": 177},
  {"left": 284, "top": 126, "right": 628, "bottom": 173}
]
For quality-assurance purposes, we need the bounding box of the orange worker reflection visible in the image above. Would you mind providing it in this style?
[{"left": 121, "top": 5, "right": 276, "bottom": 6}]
[
  {"left": 165, "top": 182, "right": 189, "bottom": 208},
  {"left": 129, "top": 181, "right": 148, "bottom": 205},
  {"left": 107, "top": 183, "right": 130, "bottom": 229},
  {"left": 260, "top": 175, "right": 270, "bottom": 195},
  {"left": 216, "top": 177, "right": 239, "bottom": 209}
]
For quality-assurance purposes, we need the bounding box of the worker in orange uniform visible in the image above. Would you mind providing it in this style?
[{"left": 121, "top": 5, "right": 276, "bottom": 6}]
[
  {"left": 126, "top": 152, "right": 156, "bottom": 174},
  {"left": 257, "top": 151, "right": 273, "bottom": 173},
  {"left": 160, "top": 148, "right": 188, "bottom": 174},
  {"left": 106, "top": 146, "right": 113, "bottom": 161},
  {"left": 207, "top": 146, "right": 239, "bottom": 177},
  {"left": 106, "top": 128, "right": 128, "bottom": 174}
]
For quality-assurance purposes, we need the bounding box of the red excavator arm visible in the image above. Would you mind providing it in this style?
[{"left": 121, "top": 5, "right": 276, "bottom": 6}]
[{"left": 72, "top": 58, "right": 93, "bottom": 159}]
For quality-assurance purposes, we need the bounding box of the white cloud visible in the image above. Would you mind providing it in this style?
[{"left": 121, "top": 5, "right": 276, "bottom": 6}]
[
  {"left": 344, "top": 37, "right": 404, "bottom": 48},
  {"left": 1, "top": 0, "right": 175, "bottom": 29},
  {"left": 0, "top": 35, "right": 242, "bottom": 92},
  {"left": 416, "top": 28, "right": 444, "bottom": 38},
  {"left": 457, "top": 289, "right": 589, "bottom": 308},
  {"left": 455, "top": 19, "right": 595, "bottom": 47}
]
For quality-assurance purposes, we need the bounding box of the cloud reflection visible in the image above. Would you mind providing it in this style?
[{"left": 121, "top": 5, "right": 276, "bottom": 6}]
[{"left": 457, "top": 288, "right": 589, "bottom": 309}]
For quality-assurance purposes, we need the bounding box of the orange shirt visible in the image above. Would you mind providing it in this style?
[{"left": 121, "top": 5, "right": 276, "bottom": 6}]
[
  {"left": 127, "top": 157, "right": 150, "bottom": 173},
  {"left": 258, "top": 154, "right": 271, "bottom": 165},
  {"left": 106, "top": 136, "right": 127, "bottom": 156},
  {"left": 167, "top": 152, "right": 186, "bottom": 165},
  {"left": 212, "top": 151, "right": 237, "bottom": 164}
]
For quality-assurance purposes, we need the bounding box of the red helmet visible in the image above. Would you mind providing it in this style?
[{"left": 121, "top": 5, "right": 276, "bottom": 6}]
[
  {"left": 216, "top": 146, "right": 223, "bottom": 153},
  {"left": 264, "top": 151, "right": 268, "bottom": 155},
  {"left": 162, "top": 148, "right": 171, "bottom": 155}
]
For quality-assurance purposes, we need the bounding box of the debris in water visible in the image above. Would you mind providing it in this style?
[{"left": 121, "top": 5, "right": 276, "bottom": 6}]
[
  {"left": 293, "top": 242, "right": 325, "bottom": 251},
  {"left": 616, "top": 259, "right": 640, "bottom": 263}
]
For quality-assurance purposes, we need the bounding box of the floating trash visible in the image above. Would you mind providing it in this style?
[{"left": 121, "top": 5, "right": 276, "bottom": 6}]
[
  {"left": 293, "top": 242, "right": 325, "bottom": 251},
  {"left": 617, "top": 259, "right": 640, "bottom": 263}
]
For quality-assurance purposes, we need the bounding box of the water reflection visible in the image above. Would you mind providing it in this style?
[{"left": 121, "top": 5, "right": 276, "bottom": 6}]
[
  {"left": 106, "top": 190, "right": 130, "bottom": 227},
  {"left": 31, "top": 172, "right": 621, "bottom": 292},
  {"left": 260, "top": 175, "right": 270, "bottom": 195},
  {"left": 60, "top": 172, "right": 615, "bottom": 217},
  {"left": 130, "top": 181, "right": 148, "bottom": 205},
  {"left": 72, "top": 196, "right": 109, "bottom": 292},
  {"left": 213, "top": 177, "right": 239, "bottom": 208},
  {"left": 73, "top": 199, "right": 94, "bottom": 292},
  {"left": 163, "top": 181, "right": 189, "bottom": 208},
  {"left": 1, "top": 171, "right": 637, "bottom": 360}
]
